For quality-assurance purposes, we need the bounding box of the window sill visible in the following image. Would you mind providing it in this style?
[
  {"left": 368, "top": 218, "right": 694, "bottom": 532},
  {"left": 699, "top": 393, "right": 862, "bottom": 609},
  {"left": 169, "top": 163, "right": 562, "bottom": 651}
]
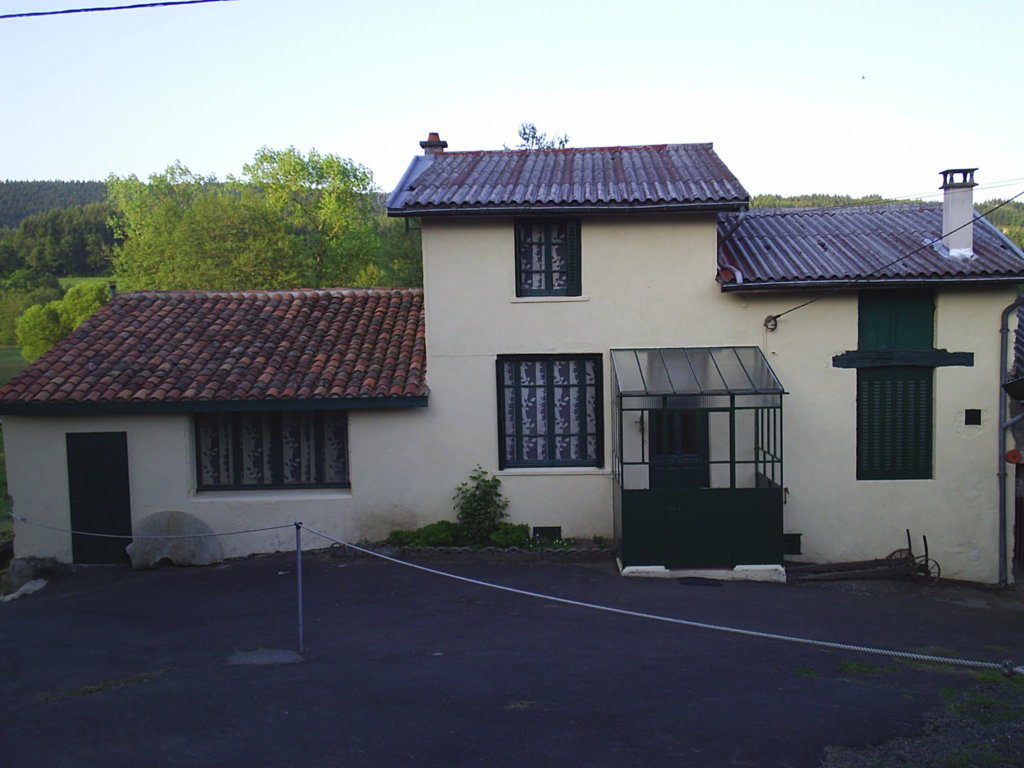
[
  {"left": 192, "top": 487, "right": 352, "bottom": 502},
  {"left": 498, "top": 467, "right": 610, "bottom": 478},
  {"left": 509, "top": 295, "right": 590, "bottom": 304}
]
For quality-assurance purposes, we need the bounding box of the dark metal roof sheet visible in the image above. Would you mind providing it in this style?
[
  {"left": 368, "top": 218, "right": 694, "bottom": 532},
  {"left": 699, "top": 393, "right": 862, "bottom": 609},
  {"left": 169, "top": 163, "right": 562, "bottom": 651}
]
[
  {"left": 718, "top": 203, "right": 1024, "bottom": 290},
  {"left": 388, "top": 143, "right": 749, "bottom": 215}
]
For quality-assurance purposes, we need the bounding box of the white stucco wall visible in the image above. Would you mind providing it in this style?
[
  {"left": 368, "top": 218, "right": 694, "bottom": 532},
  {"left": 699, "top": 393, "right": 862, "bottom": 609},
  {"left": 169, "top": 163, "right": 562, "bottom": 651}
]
[
  {"left": 744, "top": 287, "right": 1016, "bottom": 584},
  {"left": 419, "top": 214, "right": 1017, "bottom": 583},
  {"left": 4, "top": 406, "right": 439, "bottom": 562}
]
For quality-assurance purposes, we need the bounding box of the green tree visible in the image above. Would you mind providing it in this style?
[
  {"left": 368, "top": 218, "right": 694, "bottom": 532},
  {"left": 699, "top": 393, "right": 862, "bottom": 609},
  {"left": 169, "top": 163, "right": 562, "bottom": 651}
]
[
  {"left": 15, "top": 282, "right": 109, "bottom": 361},
  {"left": 0, "top": 270, "right": 63, "bottom": 346},
  {"left": 507, "top": 122, "right": 570, "bottom": 150},
  {"left": 235, "top": 146, "right": 382, "bottom": 287},
  {"left": 15, "top": 303, "right": 64, "bottom": 362},
  {"left": 110, "top": 181, "right": 296, "bottom": 291},
  {"left": 108, "top": 148, "right": 422, "bottom": 291}
]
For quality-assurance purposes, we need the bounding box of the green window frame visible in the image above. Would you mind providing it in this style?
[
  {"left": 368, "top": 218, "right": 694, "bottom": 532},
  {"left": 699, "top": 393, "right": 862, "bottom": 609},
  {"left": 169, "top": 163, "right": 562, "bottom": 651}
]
[
  {"left": 855, "top": 290, "right": 934, "bottom": 480},
  {"left": 515, "top": 218, "right": 581, "bottom": 297},
  {"left": 497, "top": 354, "right": 602, "bottom": 469},
  {"left": 195, "top": 410, "right": 349, "bottom": 490}
]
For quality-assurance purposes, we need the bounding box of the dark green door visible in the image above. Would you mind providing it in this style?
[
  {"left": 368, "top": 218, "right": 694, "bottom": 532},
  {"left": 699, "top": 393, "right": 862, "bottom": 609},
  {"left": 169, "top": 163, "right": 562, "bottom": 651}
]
[
  {"left": 67, "top": 432, "right": 132, "bottom": 564},
  {"left": 649, "top": 411, "right": 710, "bottom": 489}
]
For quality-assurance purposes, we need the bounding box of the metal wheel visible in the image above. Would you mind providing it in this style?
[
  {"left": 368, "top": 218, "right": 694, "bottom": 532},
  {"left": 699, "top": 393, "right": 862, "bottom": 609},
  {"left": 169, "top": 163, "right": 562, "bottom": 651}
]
[
  {"left": 885, "top": 548, "right": 912, "bottom": 561},
  {"left": 913, "top": 557, "right": 940, "bottom": 585}
]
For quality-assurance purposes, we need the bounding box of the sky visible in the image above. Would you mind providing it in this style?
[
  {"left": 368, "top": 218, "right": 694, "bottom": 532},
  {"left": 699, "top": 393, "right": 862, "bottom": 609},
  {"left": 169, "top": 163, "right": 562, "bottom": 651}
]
[{"left": 2, "top": 0, "right": 1023, "bottom": 202}]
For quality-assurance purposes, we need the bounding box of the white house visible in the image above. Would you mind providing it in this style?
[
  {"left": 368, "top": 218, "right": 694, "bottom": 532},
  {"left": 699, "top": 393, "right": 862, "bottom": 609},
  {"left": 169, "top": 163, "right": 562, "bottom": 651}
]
[{"left": 3, "top": 136, "right": 1023, "bottom": 585}]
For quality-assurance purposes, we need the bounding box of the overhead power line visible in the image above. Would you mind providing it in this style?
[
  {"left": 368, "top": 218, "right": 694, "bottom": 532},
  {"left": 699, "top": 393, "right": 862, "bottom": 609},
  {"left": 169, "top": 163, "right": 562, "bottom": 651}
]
[
  {"left": 763, "top": 189, "right": 1024, "bottom": 327},
  {"left": 0, "top": 0, "right": 236, "bottom": 20}
]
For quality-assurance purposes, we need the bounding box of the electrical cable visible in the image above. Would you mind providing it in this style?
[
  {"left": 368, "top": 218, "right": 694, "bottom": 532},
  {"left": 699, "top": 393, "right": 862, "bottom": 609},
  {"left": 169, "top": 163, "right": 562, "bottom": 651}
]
[
  {"left": 761, "top": 190, "right": 1024, "bottom": 327},
  {"left": 0, "top": 0, "right": 236, "bottom": 20}
]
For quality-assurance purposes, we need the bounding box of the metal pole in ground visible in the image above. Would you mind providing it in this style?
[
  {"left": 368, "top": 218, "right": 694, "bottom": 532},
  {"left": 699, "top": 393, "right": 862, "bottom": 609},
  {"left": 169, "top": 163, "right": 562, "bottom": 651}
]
[{"left": 295, "top": 522, "right": 304, "bottom": 654}]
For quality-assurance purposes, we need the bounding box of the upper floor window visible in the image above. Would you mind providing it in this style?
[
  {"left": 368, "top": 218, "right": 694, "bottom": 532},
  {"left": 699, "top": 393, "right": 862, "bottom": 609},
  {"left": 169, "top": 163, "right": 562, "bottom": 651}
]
[{"left": 515, "top": 218, "right": 581, "bottom": 297}]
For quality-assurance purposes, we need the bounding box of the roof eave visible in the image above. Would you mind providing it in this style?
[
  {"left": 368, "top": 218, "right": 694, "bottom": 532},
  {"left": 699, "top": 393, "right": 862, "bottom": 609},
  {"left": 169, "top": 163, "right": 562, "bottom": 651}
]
[
  {"left": 719, "top": 275, "right": 1024, "bottom": 292},
  {"left": 0, "top": 395, "right": 429, "bottom": 417},
  {"left": 389, "top": 200, "right": 749, "bottom": 217}
]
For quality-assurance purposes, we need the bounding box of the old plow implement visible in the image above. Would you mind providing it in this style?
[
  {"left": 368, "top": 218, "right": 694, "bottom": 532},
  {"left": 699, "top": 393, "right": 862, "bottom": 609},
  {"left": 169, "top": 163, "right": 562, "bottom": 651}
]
[{"left": 788, "top": 530, "right": 940, "bottom": 585}]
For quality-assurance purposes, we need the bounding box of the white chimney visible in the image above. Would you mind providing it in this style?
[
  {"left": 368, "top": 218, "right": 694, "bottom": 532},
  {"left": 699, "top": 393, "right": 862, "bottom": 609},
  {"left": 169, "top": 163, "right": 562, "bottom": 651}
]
[
  {"left": 940, "top": 168, "right": 977, "bottom": 258},
  {"left": 419, "top": 132, "right": 448, "bottom": 156}
]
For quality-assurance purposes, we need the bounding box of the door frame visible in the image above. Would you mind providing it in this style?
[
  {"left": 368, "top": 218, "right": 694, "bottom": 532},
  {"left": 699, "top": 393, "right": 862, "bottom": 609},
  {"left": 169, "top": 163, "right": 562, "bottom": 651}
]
[{"left": 66, "top": 431, "right": 132, "bottom": 564}]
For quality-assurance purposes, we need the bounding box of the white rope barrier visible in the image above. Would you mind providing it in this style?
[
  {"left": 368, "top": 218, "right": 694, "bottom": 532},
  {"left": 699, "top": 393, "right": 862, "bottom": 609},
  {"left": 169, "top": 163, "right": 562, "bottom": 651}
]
[
  {"left": 5, "top": 510, "right": 1020, "bottom": 676},
  {"left": 8, "top": 512, "right": 293, "bottom": 540},
  {"left": 299, "top": 523, "right": 1024, "bottom": 677}
]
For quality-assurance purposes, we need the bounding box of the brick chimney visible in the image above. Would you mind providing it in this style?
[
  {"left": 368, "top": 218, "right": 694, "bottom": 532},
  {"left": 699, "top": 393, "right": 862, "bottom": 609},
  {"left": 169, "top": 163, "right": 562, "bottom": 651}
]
[
  {"left": 940, "top": 168, "right": 978, "bottom": 257},
  {"left": 420, "top": 132, "right": 448, "bottom": 156}
]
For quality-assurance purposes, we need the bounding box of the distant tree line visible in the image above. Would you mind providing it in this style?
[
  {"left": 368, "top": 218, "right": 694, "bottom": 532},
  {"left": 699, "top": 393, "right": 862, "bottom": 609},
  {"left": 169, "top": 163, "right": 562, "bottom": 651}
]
[
  {"left": 977, "top": 198, "right": 1024, "bottom": 247},
  {"left": 752, "top": 193, "right": 895, "bottom": 208},
  {"left": 0, "top": 180, "right": 106, "bottom": 229},
  {"left": 0, "top": 202, "right": 116, "bottom": 277}
]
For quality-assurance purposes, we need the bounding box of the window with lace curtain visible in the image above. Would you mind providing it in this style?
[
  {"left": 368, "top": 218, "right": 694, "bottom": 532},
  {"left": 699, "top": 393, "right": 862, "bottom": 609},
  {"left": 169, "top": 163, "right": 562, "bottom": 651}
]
[
  {"left": 497, "top": 354, "right": 602, "bottom": 468},
  {"left": 195, "top": 411, "right": 349, "bottom": 490},
  {"left": 515, "top": 219, "right": 581, "bottom": 297}
]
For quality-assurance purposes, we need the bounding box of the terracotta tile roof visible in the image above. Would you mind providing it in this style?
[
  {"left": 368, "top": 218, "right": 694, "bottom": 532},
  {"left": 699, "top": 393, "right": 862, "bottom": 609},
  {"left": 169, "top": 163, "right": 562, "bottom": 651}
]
[
  {"left": 387, "top": 143, "right": 748, "bottom": 215},
  {"left": 0, "top": 288, "right": 427, "bottom": 414},
  {"left": 718, "top": 203, "right": 1024, "bottom": 290}
]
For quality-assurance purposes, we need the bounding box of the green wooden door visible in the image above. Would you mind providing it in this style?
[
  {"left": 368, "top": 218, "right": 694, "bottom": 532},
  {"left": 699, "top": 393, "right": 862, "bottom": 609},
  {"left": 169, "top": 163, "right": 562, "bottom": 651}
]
[{"left": 67, "top": 432, "right": 132, "bottom": 564}]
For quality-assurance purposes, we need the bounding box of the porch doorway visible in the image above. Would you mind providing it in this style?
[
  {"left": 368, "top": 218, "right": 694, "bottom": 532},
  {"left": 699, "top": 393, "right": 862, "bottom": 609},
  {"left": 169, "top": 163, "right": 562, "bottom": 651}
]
[
  {"left": 67, "top": 432, "right": 132, "bottom": 564},
  {"left": 649, "top": 409, "right": 710, "bottom": 489}
]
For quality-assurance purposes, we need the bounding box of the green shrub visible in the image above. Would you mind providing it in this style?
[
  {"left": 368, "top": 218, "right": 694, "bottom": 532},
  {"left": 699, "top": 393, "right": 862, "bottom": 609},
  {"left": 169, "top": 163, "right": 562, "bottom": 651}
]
[
  {"left": 453, "top": 465, "right": 509, "bottom": 546},
  {"left": 387, "top": 520, "right": 459, "bottom": 547},
  {"left": 489, "top": 522, "right": 530, "bottom": 548},
  {"left": 386, "top": 529, "right": 416, "bottom": 546},
  {"left": 410, "top": 520, "right": 459, "bottom": 547}
]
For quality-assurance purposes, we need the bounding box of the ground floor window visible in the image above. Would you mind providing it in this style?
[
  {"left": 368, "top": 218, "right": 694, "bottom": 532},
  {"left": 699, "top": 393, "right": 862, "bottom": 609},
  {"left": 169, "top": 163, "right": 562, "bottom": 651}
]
[
  {"left": 857, "top": 367, "right": 932, "bottom": 480},
  {"left": 195, "top": 410, "right": 349, "bottom": 490},
  {"left": 497, "top": 354, "right": 602, "bottom": 468}
]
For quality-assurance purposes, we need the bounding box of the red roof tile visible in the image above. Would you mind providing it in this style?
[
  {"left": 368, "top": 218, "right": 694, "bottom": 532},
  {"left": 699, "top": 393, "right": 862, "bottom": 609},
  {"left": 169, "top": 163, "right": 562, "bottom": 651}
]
[{"left": 0, "top": 288, "right": 427, "bottom": 413}]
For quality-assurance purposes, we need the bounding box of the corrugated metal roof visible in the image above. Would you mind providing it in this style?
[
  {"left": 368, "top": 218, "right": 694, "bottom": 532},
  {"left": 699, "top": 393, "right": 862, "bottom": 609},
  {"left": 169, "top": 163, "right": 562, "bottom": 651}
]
[
  {"left": 611, "top": 347, "right": 784, "bottom": 396},
  {"left": 718, "top": 203, "right": 1024, "bottom": 289},
  {"left": 387, "top": 143, "right": 749, "bottom": 215}
]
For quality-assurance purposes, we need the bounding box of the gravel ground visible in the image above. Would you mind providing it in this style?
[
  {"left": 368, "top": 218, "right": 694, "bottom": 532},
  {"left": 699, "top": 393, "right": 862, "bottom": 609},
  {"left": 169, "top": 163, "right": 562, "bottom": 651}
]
[
  {"left": 802, "top": 574, "right": 1024, "bottom": 768},
  {"left": 821, "top": 676, "right": 1024, "bottom": 768}
]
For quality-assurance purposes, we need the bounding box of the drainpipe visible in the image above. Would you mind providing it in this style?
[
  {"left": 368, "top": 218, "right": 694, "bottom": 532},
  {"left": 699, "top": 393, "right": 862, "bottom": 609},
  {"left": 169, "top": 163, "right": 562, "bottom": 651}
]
[{"left": 997, "top": 294, "right": 1024, "bottom": 587}]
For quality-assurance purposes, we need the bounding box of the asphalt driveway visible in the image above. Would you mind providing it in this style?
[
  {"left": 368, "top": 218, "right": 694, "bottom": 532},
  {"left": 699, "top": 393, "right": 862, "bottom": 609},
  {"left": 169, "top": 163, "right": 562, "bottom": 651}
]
[{"left": 2, "top": 551, "right": 1023, "bottom": 767}]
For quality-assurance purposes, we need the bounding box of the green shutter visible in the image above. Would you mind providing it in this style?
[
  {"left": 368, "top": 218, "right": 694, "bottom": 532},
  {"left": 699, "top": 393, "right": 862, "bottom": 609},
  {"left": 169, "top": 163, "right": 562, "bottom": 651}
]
[
  {"left": 565, "top": 219, "right": 581, "bottom": 296},
  {"left": 857, "top": 367, "right": 933, "bottom": 480},
  {"left": 858, "top": 290, "right": 934, "bottom": 350}
]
